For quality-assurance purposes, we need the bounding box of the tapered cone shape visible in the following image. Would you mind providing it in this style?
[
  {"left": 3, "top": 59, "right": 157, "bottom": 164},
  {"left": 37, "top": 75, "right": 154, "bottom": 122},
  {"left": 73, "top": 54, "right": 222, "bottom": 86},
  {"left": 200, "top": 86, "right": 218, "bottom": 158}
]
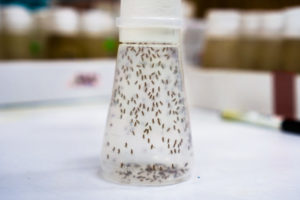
[{"left": 100, "top": 43, "right": 193, "bottom": 185}]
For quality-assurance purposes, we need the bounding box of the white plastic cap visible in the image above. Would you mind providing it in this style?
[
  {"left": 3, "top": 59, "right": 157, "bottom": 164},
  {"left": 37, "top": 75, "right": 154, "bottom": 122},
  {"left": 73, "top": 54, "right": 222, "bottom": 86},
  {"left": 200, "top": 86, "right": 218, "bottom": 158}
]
[
  {"left": 283, "top": 7, "right": 300, "bottom": 38},
  {"left": 117, "top": 0, "right": 183, "bottom": 28},
  {"left": 48, "top": 7, "right": 79, "bottom": 35},
  {"left": 205, "top": 9, "right": 241, "bottom": 38},
  {"left": 2, "top": 6, "right": 33, "bottom": 34},
  {"left": 117, "top": 0, "right": 183, "bottom": 43},
  {"left": 260, "top": 11, "right": 283, "bottom": 38},
  {"left": 240, "top": 11, "right": 262, "bottom": 36},
  {"left": 80, "top": 9, "right": 115, "bottom": 37}
]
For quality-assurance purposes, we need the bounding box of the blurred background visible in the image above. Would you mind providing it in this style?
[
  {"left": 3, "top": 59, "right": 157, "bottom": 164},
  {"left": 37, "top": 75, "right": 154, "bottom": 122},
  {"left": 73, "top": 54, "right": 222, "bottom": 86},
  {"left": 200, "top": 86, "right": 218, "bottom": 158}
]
[
  {"left": 1, "top": 1, "right": 300, "bottom": 197},
  {"left": 0, "top": 0, "right": 300, "bottom": 118}
]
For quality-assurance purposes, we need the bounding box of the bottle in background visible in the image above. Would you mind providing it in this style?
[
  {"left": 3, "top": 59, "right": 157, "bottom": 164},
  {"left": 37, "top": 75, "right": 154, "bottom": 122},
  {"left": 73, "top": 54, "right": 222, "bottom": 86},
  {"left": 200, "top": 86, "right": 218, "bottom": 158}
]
[
  {"left": 2, "top": 6, "right": 33, "bottom": 60},
  {"left": 31, "top": 9, "right": 49, "bottom": 59},
  {"left": 257, "top": 11, "right": 283, "bottom": 71},
  {"left": 202, "top": 10, "right": 240, "bottom": 69},
  {"left": 282, "top": 7, "right": 300, "bottom": 73},
  {"left": 239, "top": 12, "right": 261, "bottom": 70},
  {"left": 0, "top": 8, "right": 4, "bottom": 60},
  {"left": 46, "top": 7, "right": 82, "bottom": 59},
  {"left": 80, "top": 9, "right": 117, "bottom": 58}
]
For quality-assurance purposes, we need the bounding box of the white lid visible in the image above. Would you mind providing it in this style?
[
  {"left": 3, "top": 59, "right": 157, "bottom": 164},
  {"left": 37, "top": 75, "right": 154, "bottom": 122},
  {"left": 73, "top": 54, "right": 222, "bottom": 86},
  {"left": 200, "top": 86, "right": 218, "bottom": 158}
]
[
  {"left": 283, "top": 7, "right": 300, "bottom": 38},
  {"left": 48, "top": 7, "right": 79, "bottom": 35},
  {"left": 240, "top": 11, "right": 261, "bottom": 36},
  {"left": 117, "top": 0, "right": 183, "bottom": 28},
  {"left": 205, "top": 9, "right": 241, "bottom": 38},
  {"left": 260, "top": 11, "right": 283, "bottom": 38},
  {"left": 117, "top": 0, "right": 183, "bottom": 43},
  {"left": 80, "top": 9, "right": 115, "bottom": 36},
  {"left": 2, "top": 6, "right": 33, "bottom": 34}
]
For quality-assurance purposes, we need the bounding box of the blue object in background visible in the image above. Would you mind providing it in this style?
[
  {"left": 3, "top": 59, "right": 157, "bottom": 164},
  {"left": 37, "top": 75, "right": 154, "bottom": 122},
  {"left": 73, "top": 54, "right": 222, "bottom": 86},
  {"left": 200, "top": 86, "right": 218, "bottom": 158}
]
[{"left": 0, "top": 0, "right": 49, "bottom": 10}]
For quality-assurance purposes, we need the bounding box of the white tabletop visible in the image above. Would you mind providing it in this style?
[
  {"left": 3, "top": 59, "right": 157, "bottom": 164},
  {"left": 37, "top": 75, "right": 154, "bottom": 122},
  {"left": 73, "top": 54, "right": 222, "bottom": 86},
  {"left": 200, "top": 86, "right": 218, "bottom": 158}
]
[{"left": 0, "top": 101, "right": 299, "bottom": 200}]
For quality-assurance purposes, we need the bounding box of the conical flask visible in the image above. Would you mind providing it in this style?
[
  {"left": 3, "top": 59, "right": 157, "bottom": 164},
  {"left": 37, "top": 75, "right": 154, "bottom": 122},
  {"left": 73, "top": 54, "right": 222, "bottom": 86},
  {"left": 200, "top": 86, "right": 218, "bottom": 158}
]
[{"left": 100, "top": 0, "right": 193, "bottom": 185}]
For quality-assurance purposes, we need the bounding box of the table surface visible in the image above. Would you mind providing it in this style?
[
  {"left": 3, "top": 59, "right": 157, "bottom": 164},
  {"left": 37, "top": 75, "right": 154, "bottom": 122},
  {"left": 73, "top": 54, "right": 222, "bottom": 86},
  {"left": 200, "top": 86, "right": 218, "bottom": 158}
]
[{"left": 0, "top": 101, "right": 300, "bottom": 200}]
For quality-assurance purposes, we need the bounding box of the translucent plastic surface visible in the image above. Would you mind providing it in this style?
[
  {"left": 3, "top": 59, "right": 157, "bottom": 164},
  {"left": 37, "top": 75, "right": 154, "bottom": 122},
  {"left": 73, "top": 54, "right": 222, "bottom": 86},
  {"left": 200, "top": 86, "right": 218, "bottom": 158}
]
[{"left": 100, "top": 43, "right": 193, "bottom": 185}]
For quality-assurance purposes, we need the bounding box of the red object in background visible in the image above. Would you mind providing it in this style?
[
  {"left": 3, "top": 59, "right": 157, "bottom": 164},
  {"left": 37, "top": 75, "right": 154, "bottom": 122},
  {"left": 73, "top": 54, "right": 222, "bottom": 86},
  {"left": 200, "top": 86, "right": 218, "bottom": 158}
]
[
  {"left": 73, "top": 73, "right": 99, "bottom": 87},
  {"left": 273, "top": 72, "right": 296, "bottom": 119}
]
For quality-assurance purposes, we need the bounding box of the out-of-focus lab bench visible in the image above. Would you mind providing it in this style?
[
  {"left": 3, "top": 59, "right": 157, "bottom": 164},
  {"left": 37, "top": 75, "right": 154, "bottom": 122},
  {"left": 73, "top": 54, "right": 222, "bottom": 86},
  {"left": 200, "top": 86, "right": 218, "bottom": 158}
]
[{"left": 0, "top": 60, "right": 299, "bottom": 200}]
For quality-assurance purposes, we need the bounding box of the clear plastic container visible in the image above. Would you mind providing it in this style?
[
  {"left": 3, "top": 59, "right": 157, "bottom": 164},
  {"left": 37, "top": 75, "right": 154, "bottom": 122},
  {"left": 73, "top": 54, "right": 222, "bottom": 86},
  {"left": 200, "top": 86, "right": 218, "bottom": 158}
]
[{"left": 100, "top": 0, "right": 193, "bottom": 186}]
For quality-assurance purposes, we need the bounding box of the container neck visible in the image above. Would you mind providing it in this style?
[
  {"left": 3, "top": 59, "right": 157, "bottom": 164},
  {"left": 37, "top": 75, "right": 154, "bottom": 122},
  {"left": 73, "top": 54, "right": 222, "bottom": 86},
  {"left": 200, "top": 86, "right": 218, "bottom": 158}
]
[{"left": 119, "top": 27, "right": 180, "bottom": 44}]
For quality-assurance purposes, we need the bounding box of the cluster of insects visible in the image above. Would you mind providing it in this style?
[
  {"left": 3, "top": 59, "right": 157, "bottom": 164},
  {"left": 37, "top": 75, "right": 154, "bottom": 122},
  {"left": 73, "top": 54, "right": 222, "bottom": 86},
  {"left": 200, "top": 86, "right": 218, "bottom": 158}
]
[{"left": 102, "top": 43, "right": 192, "bottom": 184}]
